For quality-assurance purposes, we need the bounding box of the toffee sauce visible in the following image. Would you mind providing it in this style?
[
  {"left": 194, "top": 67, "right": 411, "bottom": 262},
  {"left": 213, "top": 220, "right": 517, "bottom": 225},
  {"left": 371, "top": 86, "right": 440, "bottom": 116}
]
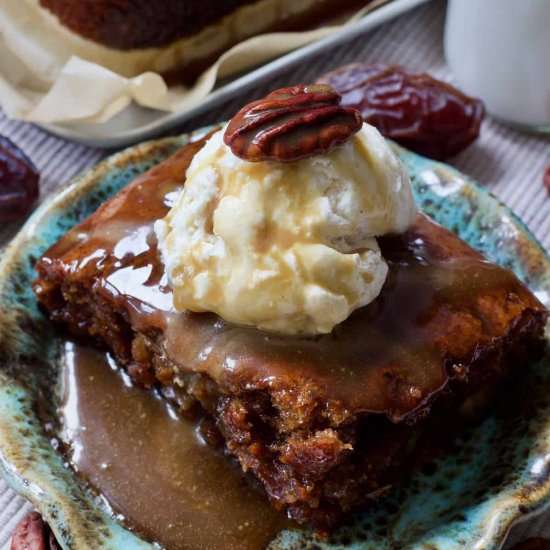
[
  {"left": 60, "top": 342, "right": 291, "bottom": 550},
  {"left": 43, "top": 135, "right": 526, "bottom": 424}
]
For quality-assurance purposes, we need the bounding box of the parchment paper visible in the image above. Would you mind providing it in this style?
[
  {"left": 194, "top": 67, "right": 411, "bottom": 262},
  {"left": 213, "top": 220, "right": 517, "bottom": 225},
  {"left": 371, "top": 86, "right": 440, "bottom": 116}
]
[{"left": 0, "top": 0, "right": 389, "bottom": 125}]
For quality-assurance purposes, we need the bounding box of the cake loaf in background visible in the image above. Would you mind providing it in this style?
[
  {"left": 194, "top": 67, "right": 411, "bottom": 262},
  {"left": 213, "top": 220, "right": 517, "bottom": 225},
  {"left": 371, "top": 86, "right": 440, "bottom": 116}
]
[{"left": 35, "top": 0, "right": 369, "bottom": 81}]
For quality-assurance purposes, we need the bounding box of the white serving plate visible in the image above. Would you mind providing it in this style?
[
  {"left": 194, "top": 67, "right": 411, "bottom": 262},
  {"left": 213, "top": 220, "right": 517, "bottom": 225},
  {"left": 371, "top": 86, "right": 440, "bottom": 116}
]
[{"left": 39, "top": 0, "right": 430, "bottom": 148}]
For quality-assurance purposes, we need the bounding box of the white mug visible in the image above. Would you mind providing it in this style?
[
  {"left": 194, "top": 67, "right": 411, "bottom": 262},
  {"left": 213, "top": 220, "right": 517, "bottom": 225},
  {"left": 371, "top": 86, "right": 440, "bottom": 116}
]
[{"left": 444, "top": 0, "right": 550, "bottom": 132}]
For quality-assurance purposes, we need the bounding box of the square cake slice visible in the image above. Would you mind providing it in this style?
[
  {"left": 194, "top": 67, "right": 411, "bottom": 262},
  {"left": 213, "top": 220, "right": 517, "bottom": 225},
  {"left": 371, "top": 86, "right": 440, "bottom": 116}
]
[{"left": 34, "top": 133, "right": 548, "bottom": 531}]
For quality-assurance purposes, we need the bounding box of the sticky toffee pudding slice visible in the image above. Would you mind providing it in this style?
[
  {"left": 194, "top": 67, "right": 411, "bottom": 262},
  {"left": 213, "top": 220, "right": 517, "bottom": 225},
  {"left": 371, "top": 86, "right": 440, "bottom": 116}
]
[{"left": 34, "top": 130, "right": 547, "bottom": 534}]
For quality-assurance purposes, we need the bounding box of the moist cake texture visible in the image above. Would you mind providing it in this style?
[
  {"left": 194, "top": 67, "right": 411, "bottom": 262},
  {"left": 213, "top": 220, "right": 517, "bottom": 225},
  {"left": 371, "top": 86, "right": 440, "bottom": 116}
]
[
  {"left": 39, "top": 0, "right": 259, "bottom": 49},
  {"left": 34, "top": 134, "right": 548, "bottom": 532},
  {"left": 34, "top": 0, "right": 370, "bottom": 82},
  {"left": 38, "top": 0, "right": 367, "bottom": 49}
]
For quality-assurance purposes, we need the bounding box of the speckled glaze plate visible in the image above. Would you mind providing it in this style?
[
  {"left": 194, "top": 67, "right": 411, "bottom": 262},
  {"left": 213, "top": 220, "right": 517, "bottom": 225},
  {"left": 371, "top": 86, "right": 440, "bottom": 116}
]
[{"left": 0, "top": 127, "right": 549, "bottom": 550}]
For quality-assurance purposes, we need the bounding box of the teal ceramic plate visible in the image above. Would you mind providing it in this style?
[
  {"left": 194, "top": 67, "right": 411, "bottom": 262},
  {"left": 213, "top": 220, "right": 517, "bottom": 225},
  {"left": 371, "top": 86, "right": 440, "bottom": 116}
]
[{"left": 0, "top": 127, "right": 549, "bottom": 550}]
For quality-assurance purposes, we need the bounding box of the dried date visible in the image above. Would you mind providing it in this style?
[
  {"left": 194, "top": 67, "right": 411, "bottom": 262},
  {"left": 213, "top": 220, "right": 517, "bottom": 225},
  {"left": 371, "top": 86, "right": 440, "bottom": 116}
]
[
  {"left": 544, "top": 164, "right": 550, "bottom": 195},
  {"left": 0, "top": 136, "right": 40, "bottom": 222},
  {"left": 316, "top": 64, "right": 485, "bottom": 160}
]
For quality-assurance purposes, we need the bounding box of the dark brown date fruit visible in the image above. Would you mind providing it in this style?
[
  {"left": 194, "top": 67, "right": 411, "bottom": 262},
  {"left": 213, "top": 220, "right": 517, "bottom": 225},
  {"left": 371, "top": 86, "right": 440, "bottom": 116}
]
[
  {"left": 544, "top": 164, "right": 550, "bottom": 195},
  {"left": 316, "top": 64, "right": 485, "bottom": 160},
  {"left": 0, "top": 136, "right": 40, "bottom": 222}
]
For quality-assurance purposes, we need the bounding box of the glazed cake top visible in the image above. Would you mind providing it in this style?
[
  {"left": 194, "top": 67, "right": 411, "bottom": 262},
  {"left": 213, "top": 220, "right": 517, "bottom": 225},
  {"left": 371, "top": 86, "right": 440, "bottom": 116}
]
[{"left": 35, "top": 133, "right": 547, "bottom": 423}]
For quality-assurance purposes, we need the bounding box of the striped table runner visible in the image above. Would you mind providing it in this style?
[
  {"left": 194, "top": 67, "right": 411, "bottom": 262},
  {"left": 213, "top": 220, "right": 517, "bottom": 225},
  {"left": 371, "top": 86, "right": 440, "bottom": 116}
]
[{"left": 0, "top": 0, "right": 549, "bottom": 547}]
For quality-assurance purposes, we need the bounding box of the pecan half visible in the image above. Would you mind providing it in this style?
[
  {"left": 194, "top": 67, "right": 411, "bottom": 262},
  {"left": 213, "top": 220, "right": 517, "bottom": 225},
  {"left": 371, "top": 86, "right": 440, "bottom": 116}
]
[
  {"left": 11, "top": 512, "right": 60, "bottom": 550},
  {"left": 223, "top": 84, "right": 363, "bottom": 162}
]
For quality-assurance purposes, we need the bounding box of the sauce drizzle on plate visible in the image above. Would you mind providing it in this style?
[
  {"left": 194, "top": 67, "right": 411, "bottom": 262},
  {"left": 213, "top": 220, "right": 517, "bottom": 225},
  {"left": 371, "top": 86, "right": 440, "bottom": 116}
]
[{"left": 60, "top": 342, "right": 291, "bottom": 550}]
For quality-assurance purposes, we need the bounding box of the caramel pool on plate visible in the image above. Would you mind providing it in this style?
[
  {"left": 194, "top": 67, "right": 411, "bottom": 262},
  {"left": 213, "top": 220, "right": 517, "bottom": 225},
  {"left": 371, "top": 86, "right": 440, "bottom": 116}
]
[{"left": 60, "top": 342, "right": 291, "bottom": 550}]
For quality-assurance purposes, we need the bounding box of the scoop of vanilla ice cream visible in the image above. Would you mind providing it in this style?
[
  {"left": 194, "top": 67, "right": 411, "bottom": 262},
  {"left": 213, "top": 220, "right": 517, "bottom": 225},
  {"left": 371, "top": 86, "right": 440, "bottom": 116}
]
[{"left": 155, "top": 122, "right": 416, "bottom": 334}]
